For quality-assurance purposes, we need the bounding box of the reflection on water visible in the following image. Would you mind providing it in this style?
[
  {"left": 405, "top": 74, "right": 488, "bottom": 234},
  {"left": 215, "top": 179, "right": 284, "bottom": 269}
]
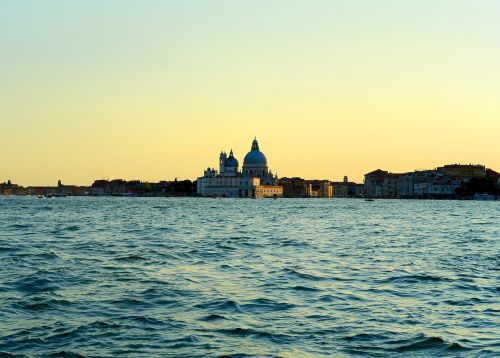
[{"left": 0, "top": 197, "right": 498, "bottom": 356}]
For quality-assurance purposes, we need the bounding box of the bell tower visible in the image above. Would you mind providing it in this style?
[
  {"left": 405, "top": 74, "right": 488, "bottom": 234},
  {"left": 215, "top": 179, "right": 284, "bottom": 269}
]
[{"left": 219, "top": 151, "right": 227, "bottom": 173}]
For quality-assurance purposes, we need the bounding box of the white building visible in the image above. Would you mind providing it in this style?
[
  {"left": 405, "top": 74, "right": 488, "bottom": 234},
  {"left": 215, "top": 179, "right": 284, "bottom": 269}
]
[{"left": 197, "top": 138, "right": 283, "bottom": 198}]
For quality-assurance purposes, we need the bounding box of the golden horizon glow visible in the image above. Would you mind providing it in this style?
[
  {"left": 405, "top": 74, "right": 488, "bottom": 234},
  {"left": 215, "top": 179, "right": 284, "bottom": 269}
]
[{"left": 1, "top": 1, "right": 499, "bottom": 186}]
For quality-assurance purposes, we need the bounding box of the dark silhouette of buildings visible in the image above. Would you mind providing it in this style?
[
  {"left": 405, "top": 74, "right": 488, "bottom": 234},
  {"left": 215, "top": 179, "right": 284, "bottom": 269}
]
[
  {"left": 278, "top": 177, "right": 307, "bottom": 197},
  {"left": 90, "top": 179, "right": 197, "bottom": 196},
  {"left": 364, "top": 164, "right": 499, "bottom": 199},
  {"left": 1, "top": 163, "right": 498, "bottom": 199}
]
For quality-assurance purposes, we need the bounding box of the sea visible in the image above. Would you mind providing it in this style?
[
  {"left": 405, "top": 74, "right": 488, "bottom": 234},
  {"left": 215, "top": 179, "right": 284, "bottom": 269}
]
[{"left": 0, "top": 196, "right": 498, "bottom": 357}]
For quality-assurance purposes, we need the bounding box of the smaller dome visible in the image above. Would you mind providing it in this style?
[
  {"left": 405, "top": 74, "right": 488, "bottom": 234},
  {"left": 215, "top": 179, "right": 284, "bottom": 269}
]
[
  {"left": 224, "top": 149, "right": 239, "bottom": 168},
  {"left": 225, "top": 156, "right": 238, "bottom": 168}
]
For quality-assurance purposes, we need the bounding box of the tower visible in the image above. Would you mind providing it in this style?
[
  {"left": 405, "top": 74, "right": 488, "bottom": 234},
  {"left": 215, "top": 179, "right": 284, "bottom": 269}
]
[{"left": 219, "top": 151, "right": 227, "bottom": 173}]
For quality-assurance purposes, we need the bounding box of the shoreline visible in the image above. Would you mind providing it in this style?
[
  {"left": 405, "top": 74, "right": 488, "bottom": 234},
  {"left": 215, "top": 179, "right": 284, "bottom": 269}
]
[{"left": 0, "top": 194, "right": 497, "bottom": 201}]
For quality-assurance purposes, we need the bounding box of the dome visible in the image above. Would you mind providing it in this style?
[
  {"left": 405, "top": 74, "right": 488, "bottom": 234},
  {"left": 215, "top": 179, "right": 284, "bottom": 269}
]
[
  {"left": 225, "top": 156, "right": 239, "bottom": 168},
  {"left": 224, "top": 149, "right": 239, "bottom": 168},
  {"left": 243, "top": 138, "right": 268, "bottom": 166},
  {"left": 244, "top": 151, "right": 267, "bottom": 165}
]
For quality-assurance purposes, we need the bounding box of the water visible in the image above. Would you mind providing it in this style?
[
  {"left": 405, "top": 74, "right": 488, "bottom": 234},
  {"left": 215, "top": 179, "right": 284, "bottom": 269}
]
[{"left": 0, "top": 197, "right": 498, "bottom": 357}]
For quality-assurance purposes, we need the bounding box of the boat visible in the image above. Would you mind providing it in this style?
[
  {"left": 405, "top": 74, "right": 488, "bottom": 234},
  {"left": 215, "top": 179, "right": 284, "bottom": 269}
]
[
  {"left": 473, "top": 193, "right": 495, "bottom": 201},
  {"left": 365, "top": 198, "right": 375, "bottom": 201}
]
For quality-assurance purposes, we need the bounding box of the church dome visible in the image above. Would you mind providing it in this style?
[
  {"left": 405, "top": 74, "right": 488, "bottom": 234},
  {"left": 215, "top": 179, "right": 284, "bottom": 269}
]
[
  {"left": 225, "top": 156, "right": 239, "bottom": 168},
  {"left": 243, "top": 138, "right": 268, "bottom": 166},
  {"left": 224, "top": 150, "right": 239, "bottom": 168}
]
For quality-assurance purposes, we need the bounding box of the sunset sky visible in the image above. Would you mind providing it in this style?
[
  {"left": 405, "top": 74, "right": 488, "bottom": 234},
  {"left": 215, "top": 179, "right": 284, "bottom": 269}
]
[{"left": 1, "top": 0, "right": 499, "bottom": 186}]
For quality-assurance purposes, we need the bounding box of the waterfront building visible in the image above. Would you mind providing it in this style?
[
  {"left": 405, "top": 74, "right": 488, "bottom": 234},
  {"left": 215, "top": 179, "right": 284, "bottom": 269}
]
[
  {"left": 331, "top": 176, "right": 364, "bottom": 198},
  {"left": 278, "top": 177, "right": 307, "bottom": 198},
  {"left": 304, "top": 180, "right": 333, "bottom": 198},
  {"left": 0, "top": 181, "right": 24, "bottom": 195},
  {"left": 364, "top": 164, "right": 493, "bottom": 199},
  {"left": 196, "top": 138, "right": 283, "bottom": 198},
  {"left": 351, "top": 183, "right": 365, "bottom": 197},
  {"left": 364, "top": 169, "right": 387, "bottom": 198},
  {"left": 319, "top": 181, "right": 333, "bottom": 198},
  {"left": 331, "top": 176, "right": 349, "bottom": 198},
  {"left": 55, "top": 180, "right": 89, "bottom": 196},
  {"left": 22, "top": 180, "right": 89, "bottom": 196},
  {"left": 364, "top": 170, "right": 402, "bottom": 198},
  {"left": 437, "top": 164, "right": 487, "bottom": 180},
  {"left": 332, "top": 183, "right": 348, "bottom": 198},
  {"left": 90, "top": 179, "right": 194, "bottom": 196}
]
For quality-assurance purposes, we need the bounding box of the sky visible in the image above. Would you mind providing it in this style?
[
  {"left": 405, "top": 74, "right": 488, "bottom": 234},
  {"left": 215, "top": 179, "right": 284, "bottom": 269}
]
[{"left": 1, "top": 0, "right": 499, "bottom": 186}]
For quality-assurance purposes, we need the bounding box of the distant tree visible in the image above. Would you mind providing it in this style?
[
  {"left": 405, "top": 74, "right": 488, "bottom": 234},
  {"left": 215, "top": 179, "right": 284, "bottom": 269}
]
[
  {"left": 142, "top": 183, "right": 152, "bottom": 192},
  {"left": 166, "top": 179, "right": 196, "bottom": 195}
]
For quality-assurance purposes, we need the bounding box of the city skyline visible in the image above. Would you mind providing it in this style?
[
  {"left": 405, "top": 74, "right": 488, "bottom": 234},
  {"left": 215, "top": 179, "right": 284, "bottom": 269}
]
[
  {"left": 2, "top": 1, "right": 500, "bottom": 186},
  {"left": 2, "top": 160, "right": 497, "bottom": 189}
]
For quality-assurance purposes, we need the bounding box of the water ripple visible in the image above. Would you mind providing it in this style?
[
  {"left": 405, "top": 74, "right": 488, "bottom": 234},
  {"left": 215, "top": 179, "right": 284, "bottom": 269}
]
[{"left": 0, "top": 197, "right": 498, "bottom": 356}]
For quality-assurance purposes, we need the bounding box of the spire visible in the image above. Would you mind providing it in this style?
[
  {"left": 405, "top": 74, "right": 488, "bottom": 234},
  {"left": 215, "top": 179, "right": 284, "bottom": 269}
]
[
  {"left": 229, "top": 148, "right": 234, "bottom": 156},
  {"left": 251, "top": 137, "right": 259, "bottom": 151}
]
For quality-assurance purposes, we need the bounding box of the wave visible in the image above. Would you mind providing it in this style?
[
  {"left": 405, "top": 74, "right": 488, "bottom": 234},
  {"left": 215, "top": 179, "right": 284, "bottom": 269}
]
[
  {"left": 117, "top": 315, "right": 167, "bottom": 326},
  {"left": 194, "top": 299, "right": 243, "bottom": 313},
  {"left": 342, "top": 334, "right": 470, "bottom": 355},
  {"left": 240, "top": 298, "right": 295, "bottom": 313},
  {"left": 17, "top": 297, "right": 72, "bottom": 311},
  {"left": 343, "top": 332, "right": 388, "bottom": 342},
  {"left": 319, "top": 294, "right": 346, "bottom": 302},
  {"left": 50, "top": 225, "right": 80, "bottom": 235},
  {"left": 291, "top": 285, "right": 320, "bottom": 292},
  {"left": 281, "top": 268, "right": 327, "bottom": 281},
  {"left": 393, "top": 336, "right": 467, "bottom": 352},
  {"left": 382, "top": 274, "right": 453, "bottom": 284},
  {"left": 0, "top": 352, "right": 25, "bottom": 357},
  {"left": 109, "top": 297, "right": 150, "bottom": 308},
  {"left": 444, "top": 297, "right": 482, "bottom": 306},
  {"left": 47, "top": 351, "right": 86, "bottom": 357},
  {"left": 37, "top": 251, "right": 60, "bottom": 259},
  {"left": 157, "top": 226, "right": 177, "bottom": 233},
  {"left": 216, "top": 327, "right": 292, "bottom": 344},
  {"left": 0, "top": 246, "right": 20, "bottom": 253},
  {"left": 15, "top": 275, "right": 61, "bottom": 294},
  {"left": 44, "top": 321, "right": 122, "bottom": 343},
  {"left": 199, "top": 314, "right": 227, "bottom": 322},
  {"left": 159, "top": 335, "right": 207, "bottom": 350},
  {"left": 8, "top": 224, "right": 33, "bottom": 230},
  {"left": 114, "top": 254, "right": 146, "bottom": 262}
]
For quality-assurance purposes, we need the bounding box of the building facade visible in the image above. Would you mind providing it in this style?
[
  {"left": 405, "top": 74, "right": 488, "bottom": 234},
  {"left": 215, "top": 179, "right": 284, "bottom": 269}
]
[
  {"left": 197, "top": 138, "right": 283, "bottom": 198},
  {"left": 364, "top": 164, "right": 493, "bottom": 199},
  {"left": 331, "top": 176, "right": 364, "bottom": 198},
  {"left": 278, "top": 177, "right": 307, "bottom": 197},
  {"left": 304, "top": 180, "right": 333, "bottom": 198}
]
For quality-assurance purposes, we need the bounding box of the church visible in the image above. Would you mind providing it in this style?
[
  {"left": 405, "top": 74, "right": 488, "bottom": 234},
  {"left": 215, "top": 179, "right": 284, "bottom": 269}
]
[{"left": 197, "top": 138, "right": 283, "bottom": 198}]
